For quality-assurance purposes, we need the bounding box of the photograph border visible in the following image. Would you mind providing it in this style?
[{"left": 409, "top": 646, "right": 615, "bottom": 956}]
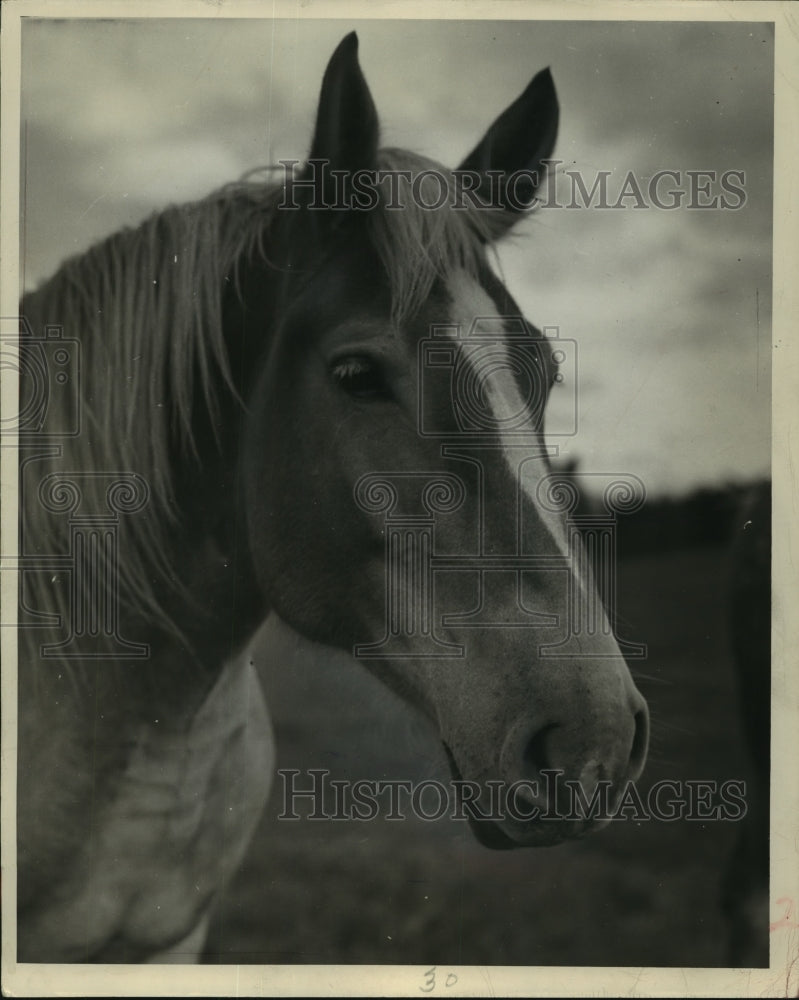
[{"left": 2, "top": 1, "right": 797, "bottom": 996}]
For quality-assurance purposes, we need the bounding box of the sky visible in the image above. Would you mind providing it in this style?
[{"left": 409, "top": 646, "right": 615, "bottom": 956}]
[{"left": 18, "top": 17, "right": 773, "bottom": 498}]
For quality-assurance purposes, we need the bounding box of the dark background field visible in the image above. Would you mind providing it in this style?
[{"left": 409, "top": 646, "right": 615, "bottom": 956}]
[{"left": 205, "top": 484, "right": 767, "bottom": 968}]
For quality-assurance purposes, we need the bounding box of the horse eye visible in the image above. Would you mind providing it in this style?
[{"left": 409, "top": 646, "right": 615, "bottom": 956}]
[{"left": 330, "top": 356, "right": 390, "bottom": 400}]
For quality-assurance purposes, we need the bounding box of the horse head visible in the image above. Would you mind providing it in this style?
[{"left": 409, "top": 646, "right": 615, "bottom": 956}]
[{"left": 231, "top": 32, "right": 649, "bottom": 847}]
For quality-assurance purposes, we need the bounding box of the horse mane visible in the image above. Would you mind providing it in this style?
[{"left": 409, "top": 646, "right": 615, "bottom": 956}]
[
  {"left": 20, "top": 181, "right": 280, "bottom": 659},
  {"left": 19, "top": 147, "right": 505, "bottom": 668}
]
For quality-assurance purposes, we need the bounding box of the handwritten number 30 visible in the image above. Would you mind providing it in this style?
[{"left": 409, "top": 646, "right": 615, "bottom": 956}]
[{"left": 420, "top": 966, "right": 460, "bottom": 992}]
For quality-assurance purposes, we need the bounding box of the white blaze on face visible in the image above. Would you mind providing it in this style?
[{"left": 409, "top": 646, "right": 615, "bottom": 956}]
[{"left": 444, "top": 270, "right": 573, "bottom": 566}]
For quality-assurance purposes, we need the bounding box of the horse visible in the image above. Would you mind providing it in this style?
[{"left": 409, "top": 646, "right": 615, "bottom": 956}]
[{"left": 16, "top": 32, "right": 649, "bottom": 963}]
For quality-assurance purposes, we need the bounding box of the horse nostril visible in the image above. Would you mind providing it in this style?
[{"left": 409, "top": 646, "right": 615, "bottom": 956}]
[
  {"left": 515, "top": 705, "right": 648, "bottom": 788},
  {"left": 522, "top": 723, "right": 557, "bottom": 776},
  {"left": 629, "top": 707, "right": 649, "bottom": 778}
]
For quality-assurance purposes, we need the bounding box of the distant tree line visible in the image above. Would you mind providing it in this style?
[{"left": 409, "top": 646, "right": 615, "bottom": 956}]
[{"left": 612, "top": 479, "right": 770, "bottom": 558}]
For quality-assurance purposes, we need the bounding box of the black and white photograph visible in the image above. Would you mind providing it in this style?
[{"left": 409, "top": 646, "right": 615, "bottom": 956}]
[{"left": 1, "top": 3, "right": 797, "bottom": 996}]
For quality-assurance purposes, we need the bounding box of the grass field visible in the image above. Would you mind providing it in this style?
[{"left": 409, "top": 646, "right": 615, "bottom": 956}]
[{"left": 205, "top": 543, "right": 763, "bottom": 967}]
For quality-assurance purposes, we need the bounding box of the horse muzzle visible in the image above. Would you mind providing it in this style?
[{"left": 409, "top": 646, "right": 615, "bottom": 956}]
[{"left": 444, "top": 685, "right": 650, "bottom": 849}]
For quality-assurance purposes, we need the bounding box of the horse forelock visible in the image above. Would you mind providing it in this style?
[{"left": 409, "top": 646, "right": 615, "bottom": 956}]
[{"left": 369, "top": 148, "right": 506, "bottom": 323}]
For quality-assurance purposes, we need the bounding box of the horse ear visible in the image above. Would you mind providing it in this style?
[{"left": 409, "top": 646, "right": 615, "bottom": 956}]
[
  {"left": 457, "top": 68, "right": 559, "bottom": 226},
  {"left": 307, "top": 32, "right": 380, "bottom": 174}
]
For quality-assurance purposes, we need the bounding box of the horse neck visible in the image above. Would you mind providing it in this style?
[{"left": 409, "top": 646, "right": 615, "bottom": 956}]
[
  {"left": 143, "top": 394, "right": 267, "bottom": 678},
  {"left": 17, "top": 352, "right": 268, "bottom": 733}
]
